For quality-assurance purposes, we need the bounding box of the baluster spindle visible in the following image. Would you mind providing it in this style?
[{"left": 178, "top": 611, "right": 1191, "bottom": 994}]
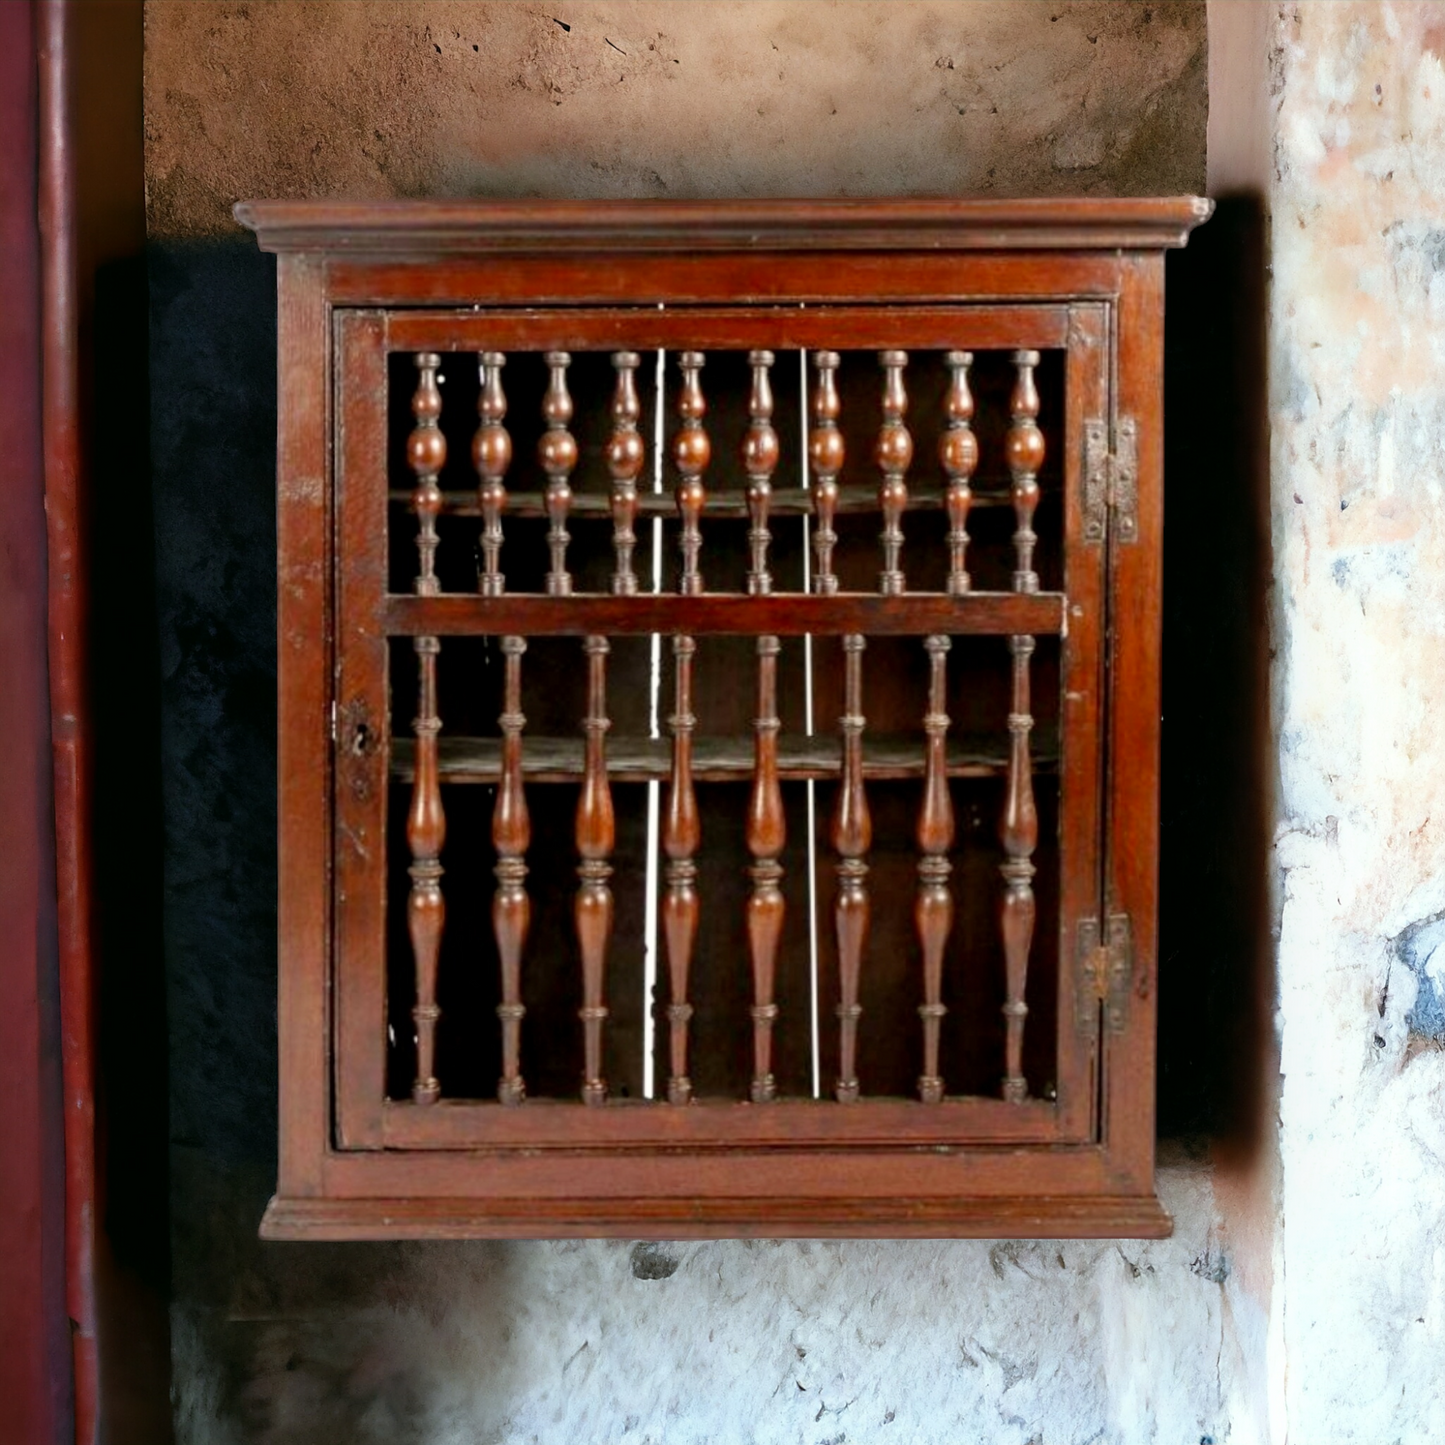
[
  {"left": 541, "top": 351, "right": 577, "bottom": 595},
  {"left": 493, "top": 636, "right": 530, "bottom": 1105},
  {"left": 1007, "top": 350, "right": 1044, "bottom": 594},
  {"left": 406, "top": 353, "right": 446, "bottom": 1105},
  {"left": 940, "top": 351, "right": 978, "bottom": 596},
  {"left": 674, "top": 351, "right": 709, "bottom": 594},
  {"left": 663, "top": 634, "right": 699, "bottom": 1105},
  {"left": 833, "top": 634, "right": 871, "bottom": 1103},
  {"left": 576, "top": 635, "right": 615, "bottom": 1105},
  {"left": 916, "top": 635, "right": 954, "bottom": 1103},
  {"left": 747, "top": 635, "right": 785, "bottom": 1103},
  {"left": 744, "top": 350, "right": 779, "bottom": 595},
  {"left": 474, "top": 351, "right": 511, "bottom": 596},
  {"left": 876, "top": 350, "right": 912, "bottom": 596},
  {"left": 607, "top": 351, "right": 644, "bottom": 595},
  {"left": 809, "top": 351, "right": 843, "bottom": 594}
]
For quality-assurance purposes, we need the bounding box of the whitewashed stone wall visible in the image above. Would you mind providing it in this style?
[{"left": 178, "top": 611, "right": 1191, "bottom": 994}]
[{"left": 1270, "top": 4, "right": 1445, "bottom": 1441}]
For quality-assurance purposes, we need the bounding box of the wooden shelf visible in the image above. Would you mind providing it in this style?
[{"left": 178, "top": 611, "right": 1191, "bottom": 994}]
[{"left": 391, "top": 731, "right": 1059, "bottom": 784}]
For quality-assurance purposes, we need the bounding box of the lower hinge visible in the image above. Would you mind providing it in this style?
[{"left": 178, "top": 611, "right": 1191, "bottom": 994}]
[
  {"left": 1083, "top": 416, "right": 1139, "bottom": 544},
  {"left": 1075, "top": 912, "right": 1133, "bottom": 1036}
]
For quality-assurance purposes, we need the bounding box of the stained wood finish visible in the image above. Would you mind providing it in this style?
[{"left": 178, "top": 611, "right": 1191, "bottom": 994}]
[
  {"left": 493, "top": 636, "right": 529, "bottom": 1105},
  {"left": 474, "top": 351, "right": 510, "bottom": 597},
  {"left": 238, "top": 197, "right": 1211, "bottom": 1240},
  {"left": 576, "top": 635, "right": 615, "bottom": 1105},
  {"left": 406, "top": 354, "right": 446, "bottom": 1105}
]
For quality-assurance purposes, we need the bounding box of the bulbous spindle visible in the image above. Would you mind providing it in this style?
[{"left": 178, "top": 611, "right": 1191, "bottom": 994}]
[
  {"left": 607, "top": 351, "right": 644, "bottom": 595},
  {"left": 673, "top": 352, "right": 709, "bottom": 595},
  {"left": 1000, "top": 633, "right": 1038, "bottom": 1104},
  {"left": 833, "top": 634, "right": 871, "bottom": 1102},
  {"left": 663, "top": 634, "right": 699, "bottom": 1105},
  {"left": 541, "top": 351, "right": 578, "bottom": 596},
  {"left": 743, "top": 350, "right": 780, "bottom": 595},
  {"left": 474, "top": 351, "right": 511, "bottom": 597},
  {"left": 1007, "top": 350, "right": 1044, "bottom": 594},
  {"left": 576, "top": 635, "right": 615, "bottom": 1105},
  {"left": 493, "top": 636, "right": 530, "bottom": 1105},
  {"left": 809, "top": 351, "right": 844, "bottom": 595},
  {"left": 916, "top": 635, "right": 954, "bottom": 1103},
  {"left": 406, "top": 353, "right": 447, "bottom": 1105},
  {"left": 940, "top": 351, "right": 978, "bottom": 596},
  {"left": 876, "top": 350, "right": 912, "bottom": 596},
  {"left": 747, "top": 636, "right": 785, "bottom": 1102}
]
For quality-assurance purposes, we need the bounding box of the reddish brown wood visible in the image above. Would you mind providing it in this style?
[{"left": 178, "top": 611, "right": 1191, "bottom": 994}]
[
  {"left": 875, "top": 350, "right": 912, "bottom": 595},
  {"left": 809, "top": 350, "right": 843, "bottom": 594},
  {"left": 915, "top": 635, "right": 954, "bottom": 1103},
  {"left": 607, "top": 350, "right": 643, "bottom": 595},
  {"left": 832, "top": 634, "right": 871, "bottom": 1103},
  {"left": 663, "top": 634, "right": 699, "bottom": 1105},
  {"left": 576, "top": 635, "right": 615, "bottom": 1105},
  {"left": 474, "top": 350, "right": 510, "bottom": 597},
  {"left": 493, "top": 636, "right": 530, "bottom": 1105},
  {"left": 744, "top": 350, "right": 779, "bottom": 595},
  {"left": 541, "top": 350, "right": 577, "bottom": 596},
  {"left": 940, "top": 350, "right": 977, "bottom": 596},
  {"left": 406, "top": 355, "right": 446, "bottom": 1105},
  {"left": 238, "top": 197, "right": 1211, "bottom": 1240},
  {"left": 673, "top": 351, "right": 709, "bottom": 595}
]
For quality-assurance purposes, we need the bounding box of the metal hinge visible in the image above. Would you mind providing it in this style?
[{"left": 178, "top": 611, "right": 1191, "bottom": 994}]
[
  {"left": 1076, "top": 912, "right": 1133, "bottom": 1036},
  {"left": 1082, "top": 416, "right": 1139, "bottom": 545}
]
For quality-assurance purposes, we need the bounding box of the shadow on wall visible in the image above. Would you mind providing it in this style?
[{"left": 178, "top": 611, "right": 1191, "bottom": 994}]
[{"left": 1158, "top": 194, "right": 1275, "bottom": 1156}]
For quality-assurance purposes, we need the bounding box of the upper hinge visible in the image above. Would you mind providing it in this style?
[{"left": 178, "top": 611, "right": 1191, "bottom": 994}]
[
  {"left": 1075, "top": 912, "right": 1133, "bottom": 1036},
  {"left": 1082, "top": 416, "right": 1139, "bottom": 545}
]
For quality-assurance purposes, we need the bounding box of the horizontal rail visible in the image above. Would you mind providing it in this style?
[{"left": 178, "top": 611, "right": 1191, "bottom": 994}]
[
  {"left": 381, "top": 304, "right": 1071, "bottom": 354},
  {"left": 381, "top": 591, "right": 1066, "bottom": 638}
]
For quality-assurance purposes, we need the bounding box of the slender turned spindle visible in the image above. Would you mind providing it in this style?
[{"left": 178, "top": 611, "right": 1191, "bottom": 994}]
[
  {"left": 940, "top": 351, "right": 978, "bottom": 596},
  {"left": 747, "top": 634, "right": 785, "bottom": 1102},
  {"left": 876, "top": 350, "right": 912, "bottom": 596},
  {"left": 663, "top": 634, "right": 699, "bottom": 1105},
  {"left": 493, "top": 636, "right": 530, "bottom": 1105},
  {"left": 916, "top": 635, "right": 954, "bottom": 1103},
  {"left": 744, "top": 350, "right": 779, "bottom": 595},
  {"left": 809, "top": 351, "right": 843, "bottom": 594},
  {"left": 541, "top": 351, "right": 578, "bottom": 596},
  {"left": 1007, "top": 350, "right": 1044, "bottom": 594},
  {"left": 1000, "top": 356, "right": 1044, "bottom": 1103},
  {"left": 833, "top": 634, "right": 871, "bottom": 1102},
  {"left": 474, "top": 351, "right": 511, "bottom": 597},
  {"left": 673, "top": 351, "right": 709, "bottom": 594},
  {"left": 607, "top": 351, "right": 644, "bottom": 595},
  {"left": 406, "top": 354, "right": 446, "bottom": 1105},
  {"left": 576, "top": 635, "right": 615, "bottom": 1105}
]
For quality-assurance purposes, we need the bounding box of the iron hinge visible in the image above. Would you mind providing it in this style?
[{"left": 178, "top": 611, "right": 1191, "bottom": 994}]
[
  {"left": 1076, "top": 912, "right": 1133, "bottom": 1036},
  {"left": 1083, "top": 416, "right": 1139, "bottom": 545}
]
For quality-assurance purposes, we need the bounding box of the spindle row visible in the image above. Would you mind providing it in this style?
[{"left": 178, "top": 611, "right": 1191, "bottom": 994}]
[{"left": 401, "top": 347, "right": 1052, "bottom": 599}]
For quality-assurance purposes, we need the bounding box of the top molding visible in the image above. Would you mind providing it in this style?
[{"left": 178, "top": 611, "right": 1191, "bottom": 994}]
[{"left": 234, "top": 197, "right": 1213, "bottom": 256}]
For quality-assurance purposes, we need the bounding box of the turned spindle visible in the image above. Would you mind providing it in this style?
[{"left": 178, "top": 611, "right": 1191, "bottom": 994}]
[
  {"left": 493, "top": 636, "right": 530, "bottom": 1105},
  {"left": 747, "top": 635, "right": 785, "bottom": 1102},
  {"left": 809, "top": 351, "right": 843, "bottom": 594},
  {"left": 833, "top": 634, "right": 871, "bottom": 1103},
  {"left": 406, "top": 354, "right": 447, "bottom": 1105},
  {"left": 1000, "top": 634, "right": 1038, "bottom": 1103},
  {"left": 576, "top": 635, "right": 615, "bottom": 1105},
  {"left": 663, "top": 634, "right": 699, "bottom": 1105},
  {"left": 743, "top": 350, "right": 779, "bottom": 595},
  {"left": 607, "top": 351, "right": 644, "bottom": 595},
  {"left": 1007, "top": 350, "right": 1044, "bottom": 594},
  {"left": 940, "top": 351, "right": 978, "bottom": 596},
  {"left": 541, "top": 351, "right": 578, "bottom": 596},
  {"left": 474, "top": 351, "right": 511, "bottom": 597},
  {"left": 916, "top": 635, "right": 954, "bottom": 1103},
  {"left": 876, "top": 350, "right": 912, "bottom": 596},
  {"left": 673, "top": 352, "right": 709, "bottom": 595}
]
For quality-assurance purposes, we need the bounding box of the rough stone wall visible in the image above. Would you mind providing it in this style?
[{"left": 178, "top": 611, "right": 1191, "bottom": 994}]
[{"left": 1269, "top": 4, "right": 1445, "bottom": 1440}]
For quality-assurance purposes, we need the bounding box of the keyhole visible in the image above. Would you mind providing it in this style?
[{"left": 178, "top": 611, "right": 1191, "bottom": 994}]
[{"left": 352, "top": 721, "right": 370, "bottom": 756}]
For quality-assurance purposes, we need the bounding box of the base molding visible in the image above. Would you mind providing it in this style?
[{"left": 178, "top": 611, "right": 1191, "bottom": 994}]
[{"left": 261, "top": 1192, "right": 1172, "bottom": 1241}]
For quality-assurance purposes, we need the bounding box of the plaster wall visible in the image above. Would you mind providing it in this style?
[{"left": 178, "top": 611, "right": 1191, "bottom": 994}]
[{"left": 1269, "top": 4, "right": 1445, "bottom": 1440}]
